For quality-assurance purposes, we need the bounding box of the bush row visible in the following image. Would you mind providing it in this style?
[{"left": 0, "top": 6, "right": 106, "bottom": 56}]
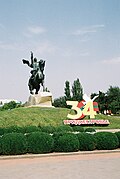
[
  {"left": 0, "top": 125, "right": 96, "bottom": 135},
  {"left": 0, "top": 132, "right": 54, "bottom": 155},
  {"left": 0, "top": 131, "right": 120, "bottom": 155}
]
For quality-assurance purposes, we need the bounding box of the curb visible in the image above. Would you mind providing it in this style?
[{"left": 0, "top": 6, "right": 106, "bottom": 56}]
[{"left": 0, "top": 149, "right": 120, "bottom": 160}]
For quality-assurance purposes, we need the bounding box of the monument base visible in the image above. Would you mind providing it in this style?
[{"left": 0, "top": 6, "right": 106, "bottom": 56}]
[{"left": 25, "top": 92, "right": 54, "bottom": 108}]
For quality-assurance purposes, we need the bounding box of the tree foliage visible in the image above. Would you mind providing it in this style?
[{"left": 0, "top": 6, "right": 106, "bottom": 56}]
[
  {"left": 53, "top": 77, "right": 119, "bottom": 114},
  {"left": 92, "top": 86, "right": 120, "bottom": 114},
  {"left": 98, "top": 91, "right": 106, "bottom": 114},
  {"left": 0, "top": 101, "right": 21, "bottom": 111},
  {"left": 107, "top": 86, "right": 120, "bottom": 114},
  {"left": 53, "top": 78, "right": 83, "bottom": 107},
  {"left": 53, "top": 96, "right": 66, "bottom": 108},
  {"left": 64, "top": 81, "right": 71, "bottom": 100},
  {"left": 71, "top": 78, "right": 83, "bottom": 101}
]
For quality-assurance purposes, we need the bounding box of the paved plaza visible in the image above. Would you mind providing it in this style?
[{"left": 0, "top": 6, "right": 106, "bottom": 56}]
[{"left": 0, "top": 152, "right": 120, "bottom": 179}]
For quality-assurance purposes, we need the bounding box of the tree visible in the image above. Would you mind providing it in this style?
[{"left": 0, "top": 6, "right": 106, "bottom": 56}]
[
  {"left": 91, "top": 93, "right": 98, "bottom": 99},
  {"left": 107, "top": 86, "right": 120, "bottom": 114},
  {"left": 97, "top": 91, "right": 106, "bottom": 114},
  {"left": 1, "top": 101, "right": 18, "bottom": 110},
  {"left": 91, "top": 91, "right": 107, "bottom": 114},
  {"left": 53, "top": 78, "right": 83, "bottom": 108},
  {"left": 53, "top": 97, "right": 66, "bottom": 108},
  {"left": 71, "top": 78, "right": 83, "bottom": 101},
  {"left": 91, "top": 86, "right": 120, "bottom": 114},
  {"left": 64, "top": 81, "right": 71, "bottom": 100}
]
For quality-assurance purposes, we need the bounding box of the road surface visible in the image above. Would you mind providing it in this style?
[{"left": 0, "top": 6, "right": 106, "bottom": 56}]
[{"left": 0, "top": 152, "right": 120, "bottom": 179}]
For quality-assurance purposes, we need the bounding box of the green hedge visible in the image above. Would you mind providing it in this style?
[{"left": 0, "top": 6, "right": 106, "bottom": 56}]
[
  {"left": 0, "top": 136, "right": 2, "bottom": 154},
  {"left": 0, "top": 126, "right": 41, "bottom": 135},
  {"left": 0, "top": 130, "right": 120, "bottom": 155},
  {"left": 77, "top": 133, "right": 96, "bottom": 151},
  {"left": 0, "top": 133, "right": 27, "bottom": 155},
  {"left": 40, "top": 126, "right": 56, "bottom": 133},
  {"left": 85, "top": 128, "right": 96, "bottom": 133},
  {"left": 24, "top": 126, "right": 41, "bottom": 133},
  {"left": 0, "top": 126, "right": 24, "bottom": 135},
  {"left": 72, "top": 126, "right": 85, "bottom": 132},
  {"left": 52, "top": 132, "right": 66, "bottom": 152},
  {"left": 55, "top": 125, "right": 73, "bottom": 132},
  {"left": 94, "top": 132, "right": 119, "bottom": 150},
  {"left": 0, "top": 128, "right": 4, "bottom": 135},
  {"left": 53, "top": 132, "right": 79, "bottom": 152},
  {"left": 27, "top": 132, "right": 54, "bottom": 154},
  {"left": 115, "top": 132, "right": 120, "bottom": 147},
  {"left": 5, "top": 126, "right": 26, "bottom": 134}
]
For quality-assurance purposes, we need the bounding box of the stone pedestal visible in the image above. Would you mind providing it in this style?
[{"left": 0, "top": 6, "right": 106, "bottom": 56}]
[{"left": 26, "top": 92, "right": 53, "bottom": 107}]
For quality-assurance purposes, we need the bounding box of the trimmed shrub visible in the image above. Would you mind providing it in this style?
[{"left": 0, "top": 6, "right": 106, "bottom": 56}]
[
  {"left": 0, "top": 136, "right": 2, "bottom": 154},
  {"left": 1, "top": 133, "right": 27, "bottom": 155},
  {"left": 1, "top": 126, "right": 41, "bottom": 135},
  {"left": 55, "top": 125, "right": 73, "bottom": 132},
  {"left": 24, "top": 126, "right": 41, "bottom": 133},
  {"left": 3, "top": 126, "right": 25, "bottom": 134},
  {"left": 40, "top": 126, "right": 56, "bottom": 133},
  {"left": 72, "top": 126, "right": 84, "bottom": 132},
  {"left": 52, "top": 132, "right": 66, "bottom": 152},
  {"left": 0, "top": 128, "right": 4, "bottom": 135},
  {"left": 53, "top": 132, "right": 79, "bottom": 152},
  {"left": 94, "top": 132, "right": 119, "bottom": 150},
  {"left": 27, "top": 132, "right": 54, "bottom": 154},
  {"left": 77, "top": 133, "right": 96, "bottom": 151},
  {"left": 85, "top": 128, "right": 96, "bottom": 133},
  {"left": 115, "top": 132, "right": 120, "bottom": 147}
]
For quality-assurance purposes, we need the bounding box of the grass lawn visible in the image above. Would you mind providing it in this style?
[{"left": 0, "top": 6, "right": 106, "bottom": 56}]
[{"left": 0, "top": 107, "right": 120, "bottom": 129}]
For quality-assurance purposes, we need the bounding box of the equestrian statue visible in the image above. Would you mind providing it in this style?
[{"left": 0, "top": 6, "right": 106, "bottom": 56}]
[{"left": 22, "top": 52, "right": 45, "bottom": 95}]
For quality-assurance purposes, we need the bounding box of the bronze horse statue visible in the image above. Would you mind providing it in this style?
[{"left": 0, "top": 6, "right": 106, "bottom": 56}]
[
  {"left": 28, "top": 60, "right": 45, "bottom": 94},
  {"left": 22, "top": 52, "right": 45, "bottom": 95}
]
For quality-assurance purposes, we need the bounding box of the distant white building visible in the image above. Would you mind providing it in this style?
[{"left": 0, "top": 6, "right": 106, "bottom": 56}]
[{"left": 0, "top": 99, "right": 20, "bottom": 107}]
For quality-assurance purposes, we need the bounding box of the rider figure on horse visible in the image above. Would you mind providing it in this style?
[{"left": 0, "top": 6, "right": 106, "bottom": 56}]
[
  {"left": 22, "top": 52, "right": 45, "bottom": 94},
  {"left": 29, "top": 52, "right": 40, "bottom": 80},
  {"left": 22, "top": 51, "right": 45, "bottom": 81}
]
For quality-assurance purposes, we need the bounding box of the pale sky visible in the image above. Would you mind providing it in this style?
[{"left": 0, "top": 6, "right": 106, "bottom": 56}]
[{"left": 0, "top": 0, "right": 120, "bottom": 102}]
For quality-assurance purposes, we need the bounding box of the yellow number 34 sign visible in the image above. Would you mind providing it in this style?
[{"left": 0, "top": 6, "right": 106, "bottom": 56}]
[{"left": 66, "top": 94, "right": 99, "bottom": 120}]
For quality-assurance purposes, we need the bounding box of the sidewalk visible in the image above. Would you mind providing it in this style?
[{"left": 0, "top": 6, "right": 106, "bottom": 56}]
[
  {"left": 0, "top": 152, "right": 120, "bottom": 179},
  {"left": 96, "top": 129, "right": 120, "bottom": 132}
]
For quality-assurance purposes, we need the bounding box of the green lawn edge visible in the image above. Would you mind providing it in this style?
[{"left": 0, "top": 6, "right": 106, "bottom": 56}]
[{"left": 0, "top": 107, "right": 120, "bottom": 129}]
